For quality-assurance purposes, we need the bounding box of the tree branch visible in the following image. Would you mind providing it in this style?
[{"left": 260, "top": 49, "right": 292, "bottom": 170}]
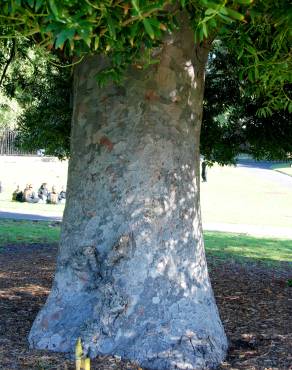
[{"left": 0, "top": 39, "right": 16, "bottom": 87}]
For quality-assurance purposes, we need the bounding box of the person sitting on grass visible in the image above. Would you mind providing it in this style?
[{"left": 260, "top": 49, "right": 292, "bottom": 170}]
[
  {"left": 47, "top": 185, "right": 59, "bottom": 204},
  {"left": 12, "top": 185, "right": 24, "bottom": 202},
  {"left": 58, "top": 186, "right": 66, "bottom": 204},
  {"left": 23, "top": 184, "right": 39, "bottom": 203},
  {"left": 38, "top": 182, "right": 49, "bottom": 203}
]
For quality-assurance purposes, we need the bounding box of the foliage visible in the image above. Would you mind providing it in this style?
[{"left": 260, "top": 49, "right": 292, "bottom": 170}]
[
  {"left": 0, "top": 91, "right": 22, "bottom": 129},
  {"left": 14, "top": 57, "right": 71, "bottom": 159},
  {"left": 201, "top": 45, "right": 292, "bottom": 164},
  {"left": 220, "top": 1, "right": 292, "bottom": 114},
  {"left": 0, "top": 0, "right": 290, "bottom": 113},
  {"left": 0, "top": 38, "right": 71, "bottom": 157},
  {"left": 0, "top": 35, "right": 22, "bottom": 129},
  {"left": 0, "top": 1, "right": 291, "bottom": 160}
]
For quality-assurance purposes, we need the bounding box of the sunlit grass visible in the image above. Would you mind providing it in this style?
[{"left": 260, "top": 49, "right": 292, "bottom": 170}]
[
  {"left": 200, "top": 164, "right": 292, "bottom": 228},
  {"left": 0, "top": 219, "right": 291, "bottom": 266},
  {"left": 0, "top": 192, "right": 65, "bottom": 213},
  {"left": 204, "top": 231, "right": 292, "bottom": 265}
]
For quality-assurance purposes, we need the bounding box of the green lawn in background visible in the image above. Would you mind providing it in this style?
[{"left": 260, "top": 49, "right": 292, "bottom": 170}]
[
  {"left": 0, "top": 219, "right": 291, "bottom": 266},
  {"left": 200, "top": 164, "right": 292, "bottom": 228},
  {"left": 204, "top": 231, "right": 292, "bottom": 265},
  {"left": 0, "top": 219, "right": 61, "bottom": 246}
]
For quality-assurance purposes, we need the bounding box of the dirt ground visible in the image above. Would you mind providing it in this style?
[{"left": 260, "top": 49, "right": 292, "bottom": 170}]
[{"left": 0, "top": 244, "right": 291, "bottom": 370}]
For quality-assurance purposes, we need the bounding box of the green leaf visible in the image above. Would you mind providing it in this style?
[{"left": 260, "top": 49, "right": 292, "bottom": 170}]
[
  {"left": 217, "top": 13, "right": 233, "bottom": 24},
  {"left": 94, "top": 36, "right": 99, "bottom": 50},
  {"left": 246, "top": 45, "right": 256, "bottom": 55},
  {"left": 27, "top": 0, "right": 34, "bottom": 8},
  {"left": 131, "top": 0, "right": 141, "bottom": 15},
  {"left": 249, "top": 9, "right": 260, "bottom": 21},
  {"left": 254, "top": 67, "right": 259, "bottom": 80},
  {"left": 202, "top": 22, "right": 208, "bottom": 38},
  {"left": 48, "top": 0, "right": 59, "bottom": 18},
  {"left": 209, "top": 18, "right": 217, "bottom": 28},
  {"left": 199, "top": 26, "right": 204, "bottom": 41},
  {"left": 239, "top": 70, "right": 244, "bottom": 80},
  {"left": 130, "top": 22, "right": 139, "bottom": 38},
  {"left": 236, "top": 0, "right": 253, "bottom": 4},
  {"left": 201, "top": 0, "right": 221, "bottom": 9},
  {"left": 257, "top": 107, "right": 266, "bottom": 117},
  {"left": 35, "top": 0, "right": 43, "bottom": 11},
  {"left": 143, "top": 19, "right": 154, "bottom": 39},
  {"left": 248, "top": 69, "right": 254, "bottom": 82},
  {"left": 237, "top": 48, "right": 244, "bottom": 59},
  {"left": 205, "top": 8, "right": 216, "bottom": 16},
  {"left": 83, "top": 37, "right": 91, "bottom": 48},
  {"left": 107, "top": 15, "right": 116, "bottom": 39},
  {"left": 78, "top": 28, "right": 92, "bottom": 48},
  {"left": 225, "top": 8, "right": 245, "bottom": 21},
  {"left": 55, "top": 28, "right": 76, "bottom": 49}
]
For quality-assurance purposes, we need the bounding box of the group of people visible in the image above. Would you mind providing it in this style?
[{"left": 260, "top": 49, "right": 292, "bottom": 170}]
[{"left": 12, "top": 183, "right": 66, "bottom": 204}]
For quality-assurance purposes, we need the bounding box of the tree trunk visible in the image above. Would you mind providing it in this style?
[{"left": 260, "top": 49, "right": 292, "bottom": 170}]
[{"left": 29, "top": 23, "right": 227, "bottom": 369}]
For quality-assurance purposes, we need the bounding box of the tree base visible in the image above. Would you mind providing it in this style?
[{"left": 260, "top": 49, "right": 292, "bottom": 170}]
[{"left": 29, "top": 246, "right": 227, "bottom": 369}]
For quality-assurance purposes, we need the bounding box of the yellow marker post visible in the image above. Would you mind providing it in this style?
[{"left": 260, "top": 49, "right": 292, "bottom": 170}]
[
  {"left": 75, "top": 338, "right": 83, "bottom": 370},
  {"left": 84, "top": 357, "right": 91, "bottom": 370}
]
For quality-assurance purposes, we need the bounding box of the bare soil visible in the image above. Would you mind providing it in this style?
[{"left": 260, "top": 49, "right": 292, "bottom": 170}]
[{"left": 0, "top": 244, "right": 291, "bottom": 370}]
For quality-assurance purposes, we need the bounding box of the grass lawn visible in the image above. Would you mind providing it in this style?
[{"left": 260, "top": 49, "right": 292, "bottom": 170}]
[
  {"left": 0, "top": 192, "right": 65, "bottom": 214},
  {"left": 0, "top": 219, "right": 291, "bottom": 265},
  {"left": 0, "top": 219, "right": 61, "bottom": 245},
  {"left": 200, "top": 164, "right": 292, "bottom": 228},
  {"left": 271, "top": 163, "right": 292, "bottom": 177},
  {"left": 204, "top": 231, "right": 292, "bottom": 265}
]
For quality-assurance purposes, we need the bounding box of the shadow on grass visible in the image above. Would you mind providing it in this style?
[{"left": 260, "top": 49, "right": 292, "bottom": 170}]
[{"left": 204, "top": 231, "right": 292, "bottom": 266}]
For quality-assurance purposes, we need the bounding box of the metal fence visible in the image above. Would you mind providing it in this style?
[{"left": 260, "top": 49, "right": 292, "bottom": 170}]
[{"left": 0, "top": 129, "right": 35, "bottom": 156}]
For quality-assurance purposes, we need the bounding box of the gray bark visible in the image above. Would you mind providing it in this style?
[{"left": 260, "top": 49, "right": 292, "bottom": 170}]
[{"left": 29, "top": 23, "right": 227, "bottom": 369}]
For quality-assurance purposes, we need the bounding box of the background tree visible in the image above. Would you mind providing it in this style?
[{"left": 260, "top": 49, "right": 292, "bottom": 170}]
[
  {"left": 0, "top": 1, "right": 291, "bottom": 369},
  {"left": 0, "top": 39, "right": 71, "bottom": 157},
  {"left": 0, "top": 36, "right": 22, "bottom": 129},
  {"left": 201, "top": 44, "right": 292, "bottom": 164}
]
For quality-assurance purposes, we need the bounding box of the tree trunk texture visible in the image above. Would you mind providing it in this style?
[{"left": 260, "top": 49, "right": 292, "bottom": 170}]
[{"left": 29, "top": 23, "right": 227, "bottom": 369}]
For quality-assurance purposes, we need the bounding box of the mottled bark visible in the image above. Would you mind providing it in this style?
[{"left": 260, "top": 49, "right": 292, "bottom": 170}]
[{"left": 29, "top": 23, "right": 227, "bottom": 369}]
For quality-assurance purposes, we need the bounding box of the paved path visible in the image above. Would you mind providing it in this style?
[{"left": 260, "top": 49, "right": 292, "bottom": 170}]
[
  {"left": 237, "top": 159, "right": 292, "bottom": 189},
  {"left": 203, "top": 222, "right": 292, "bottom": 239},
  {"left": 0, "top": 210, "right": 62, "bottom": 222}
]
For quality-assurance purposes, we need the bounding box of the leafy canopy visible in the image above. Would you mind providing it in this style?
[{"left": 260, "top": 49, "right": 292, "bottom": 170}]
[
  {"left": 0, "top": 35, "right": 71, "bottom": 157},
  {"left": 0, "top": 0, "right": 291, "bottom": 114},
  {"left": 202, "top": 44, "right": 292, "bottom": 164}
]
